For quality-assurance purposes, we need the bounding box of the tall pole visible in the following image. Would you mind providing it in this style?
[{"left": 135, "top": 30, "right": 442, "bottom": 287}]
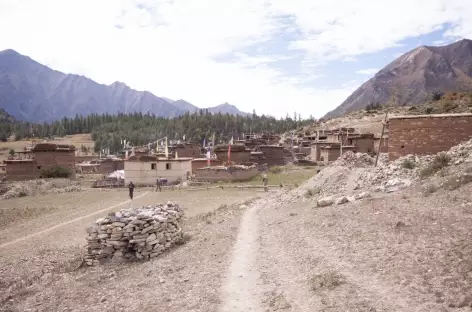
[{"left": 375, "top": 110, "right": 389, "bottom": 167}]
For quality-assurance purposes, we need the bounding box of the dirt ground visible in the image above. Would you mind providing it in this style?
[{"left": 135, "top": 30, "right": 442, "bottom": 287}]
[
  {"left": 0, "top": 187, "right": 264, "bottom": 312},
  {"left": 2, "top": 169, "right": 472, "bottom": 311}
]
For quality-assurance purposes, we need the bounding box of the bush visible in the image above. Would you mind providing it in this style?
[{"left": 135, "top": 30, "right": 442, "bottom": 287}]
[
  {"left": 419, "top": 153, "right": 450, "bottom": 178},
  {"left": 441, "top": 101, "right": 458, "bottom": 113},
  {"left": 305, "top": 187, "right": 321, "bottom": 198},
  {"left": 432, "top": 91, "right": 442, "bottom": 101},
  {"left": 39, "top": 166, "right": 72, "bottom": 178},
  {"left": 425, "top": 107, "right": 434, "bottom": 114},
  {"left": 402, "top": 159, "right": 416, "bottom": 169},
  {"left": 269, "top": 166, "right": 283, "bottom": 174},
  {"left": 442, "top": 174, "right": 472, "bottom": 191},
  {"left": 365, "top": 102, "right": 382, "bottom": 111},
  {"left": 310, "top": 272, "right": 346, "bottom": 291},
  {"left": 423, "top": 183, "right": 439, "bottom": 196}
]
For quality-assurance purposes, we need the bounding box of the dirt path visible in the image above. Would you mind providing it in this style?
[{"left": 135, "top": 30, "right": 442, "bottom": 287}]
[{"left": 220, "top": 203, "right": 263, "bottom": 312}]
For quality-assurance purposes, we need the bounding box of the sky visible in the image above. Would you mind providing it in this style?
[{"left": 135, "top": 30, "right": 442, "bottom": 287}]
[{"left": 0, "top": 0, "right": 472, "bottom": 118}]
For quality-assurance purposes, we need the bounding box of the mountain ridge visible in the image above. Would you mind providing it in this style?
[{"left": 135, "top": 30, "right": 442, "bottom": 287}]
[
  {"left": 325, "top": 39, "right": 472, "bottom": 118},
  {"left": 0, "top": 49, "right": 248, "bottom": 122}
]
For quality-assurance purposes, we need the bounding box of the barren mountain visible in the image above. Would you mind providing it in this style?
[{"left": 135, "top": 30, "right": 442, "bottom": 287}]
[
  {"left": 0, "top": 49, "right": 247, "bottom": 122},
  {"left": 325, "top": 39, "right": 472, "bottom": 118}
]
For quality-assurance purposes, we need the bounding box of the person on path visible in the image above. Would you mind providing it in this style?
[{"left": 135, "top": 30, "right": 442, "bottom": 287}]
[
  {"left": 262, "top": 174, "right": 268, "bottom": 192},
  {"left": 155, "top": 177, "right": 162, "bottom": 192},
  {"left": 128, "top": 181, "right": 135, "bottom": 199}
]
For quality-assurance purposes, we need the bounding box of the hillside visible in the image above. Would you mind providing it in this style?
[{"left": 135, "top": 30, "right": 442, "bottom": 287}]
[
  {"left": 0, "top": 49, "right": 247, "bottom": 122},
  {"left": 325, "top": 39, "right": 472, "bottom": 118}
]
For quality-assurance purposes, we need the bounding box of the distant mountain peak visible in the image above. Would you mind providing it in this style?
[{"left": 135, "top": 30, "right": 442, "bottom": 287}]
[
  {"left": 0, "top": 50, "right": 248, "bottom": 121},
  {"left": 324, "top": 38, "right": 472, "bottom": 118}
]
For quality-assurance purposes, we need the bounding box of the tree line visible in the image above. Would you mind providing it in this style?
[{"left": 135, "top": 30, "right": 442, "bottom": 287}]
[{"left": 0, "top": 109, "right": 315, "bottom": 154}]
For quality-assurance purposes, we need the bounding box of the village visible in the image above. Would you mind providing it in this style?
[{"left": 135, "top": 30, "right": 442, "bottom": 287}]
[{"left": 1, "top": 112, "right": 472, "bottom": 311}]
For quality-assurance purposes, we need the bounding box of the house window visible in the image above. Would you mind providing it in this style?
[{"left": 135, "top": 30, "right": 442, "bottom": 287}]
[
  {"left": 166, "top": 163, "right": 171, "bottom": 170},
  {"left": 151, "top": 163, "right": 156, "bottom": 170}
]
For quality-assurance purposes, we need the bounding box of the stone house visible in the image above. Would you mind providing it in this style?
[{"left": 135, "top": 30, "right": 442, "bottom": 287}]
[
  {"left": 5, "top": 143, "right": 76, "bottom": 181},
  {"left": 124, "top": 155, "right": 192, "bottom": 186}
]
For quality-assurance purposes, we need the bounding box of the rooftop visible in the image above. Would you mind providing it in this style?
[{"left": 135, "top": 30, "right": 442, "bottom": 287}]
[{"left": 389, "top": 113, "right": 472, "bottom": 120}]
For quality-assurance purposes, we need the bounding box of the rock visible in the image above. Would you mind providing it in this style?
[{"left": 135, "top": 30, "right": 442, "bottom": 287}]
[
  {"left": 317, "top": 196, "right": 334, "bottom": 207},
  {"left": 354, "top": 192, "right": 370, "bottom": 200},
  {"left": 335, "top": 196, "right": 349, "bottom": 205}
]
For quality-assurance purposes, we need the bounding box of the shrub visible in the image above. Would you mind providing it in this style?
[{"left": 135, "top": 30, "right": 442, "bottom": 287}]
[
  {"left": 305, "top": 187, "right": 321, "bottom": 198},
  {"left": 419, "top": 153, "right": 450, "bottom": 178},
  {"left": 39, "top": 166, "right": 72, "bottom": 178},
  {"left": 425, "top": 107, "right": 434, "bottom": 114},
  {"left": 269, "top": 166, "right": 283, "bottom": 174},
  {"left": 431, "top": 91, "right": 442, "bottom": 101},
  {"left": 402, "top": 159, "right": 416, "bottom": 169},
  {"left": 423, "top": 183, "right": 439, "bottom": 196},
  {"left": 8, "top": 149, "right": 14, "bottom": 156},
  {"left": 365, "top": 102, "right": 382, "bottom": 111},
  {"left": 310, "top": 272, "right": 346, "bottom": 291},
  {"left": 443, "top": 174, "right": 472, "bottom": 191},
  {"left": 441, "top": 101, "right": 458, "bottom": 113}
]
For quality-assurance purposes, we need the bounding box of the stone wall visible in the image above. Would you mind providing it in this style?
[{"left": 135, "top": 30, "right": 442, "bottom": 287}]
[
  {"left": 388, "top": 113, "right": 472, "bottom": 160},
  {"left": 5, "top": 160, "right": 39, "bottom": 181},
  {"left": 191, "top": 159, "right": 222, "bottom": 173},
  {"left": 195, "top": 166, "right": 259, "bottom": 182},
  {"left": 85, "top": 202, "right": 184, "bottom": 266},
  {"left": 214, "top": 150, "right": 251, "bottom": 163}
]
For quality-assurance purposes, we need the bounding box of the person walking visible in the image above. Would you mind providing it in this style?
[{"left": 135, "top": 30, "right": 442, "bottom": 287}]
[
  {"left": 128, "top": 181, "right": 135, "bottom": 199},
  {"left": 262, "top": 174, "right": 268, "bottom": 192},
  {"left": 155, "top": 177, "right": 162, "bottom": 192}
]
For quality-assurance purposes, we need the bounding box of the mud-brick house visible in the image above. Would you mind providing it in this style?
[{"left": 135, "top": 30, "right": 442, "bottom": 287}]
[
  {"left": 255, "top": 145, "right": 293, "bottom": 166},
  {"left": 191, "top": 158, "right": 222, "bottom": 174},
  {"left": 388, "top": 113, "right": 472, "bottom": 160},
  {"left": 343, "top": 133, "right": 375, "bottom": 154},
  {"left": 374, "top": 134, "right": 389, "bottom": 154},
  {"left": 5, "top": 143, "right": 76, "bottom": 181},
  {"left": 171, "top": 143, "right": 201, "bottom": 158},
  {"left": 214, "top": 144, "right": 251, "bottom": 163},
  {"left": 99, "top": 158, "right": 124, "bottom": 174},
  {"left": 124, "top": 155, "right": 192, "bottom": 186}
]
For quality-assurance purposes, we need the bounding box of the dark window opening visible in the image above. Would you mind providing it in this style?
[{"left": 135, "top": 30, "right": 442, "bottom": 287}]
[
  {"left": 166, "top": 163, "right": 171, "bottom": 170},
  {"left": 37, "top": 166, "right": 41, "bottom": 169},
  {"left": 401, "top": 145, "right": 405, "bottom": 149},
  {"left": 151, "top": 163, "right": 156, "bottom": 170}
]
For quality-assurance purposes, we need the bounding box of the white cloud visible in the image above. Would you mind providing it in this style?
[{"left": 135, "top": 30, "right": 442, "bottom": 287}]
[
  {"left": 0, "top": 0, "right": 472, "bottom": 118},
  {"left": 356, "top": 68, "right": 379, "bottom": 75}
]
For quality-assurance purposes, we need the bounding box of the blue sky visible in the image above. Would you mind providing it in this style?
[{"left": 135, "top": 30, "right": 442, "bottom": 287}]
[{"left": 0, "top": 0, "right": 471, "bottom": 118}]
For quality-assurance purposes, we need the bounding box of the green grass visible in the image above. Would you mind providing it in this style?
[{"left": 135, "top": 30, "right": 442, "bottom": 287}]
[{"left": 246, "top": 166, "right": 317, "bottom": 186}]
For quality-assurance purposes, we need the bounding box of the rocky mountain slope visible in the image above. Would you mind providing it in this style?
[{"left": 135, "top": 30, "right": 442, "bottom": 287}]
[
  {"left": 0, "top": 49, "right": 247, "bottom": 122},
  {"left": 325, "top": 39, "right": 472, "bottom": 118}
]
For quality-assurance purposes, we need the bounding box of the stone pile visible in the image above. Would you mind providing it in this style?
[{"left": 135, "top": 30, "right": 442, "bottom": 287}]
[
  {"left": 355, "top": 139, "right": 472, "bottom": 191},
  {"left": 332, "top": 151, "right": 375, "bottom": 168},
  {"left": 84, "top": 201, "right": 184, "bottom": 266}
]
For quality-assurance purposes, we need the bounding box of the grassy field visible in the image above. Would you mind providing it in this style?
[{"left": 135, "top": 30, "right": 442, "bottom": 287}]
[{"left": 246, "top": 164, "right": 317, "bottom": 186}]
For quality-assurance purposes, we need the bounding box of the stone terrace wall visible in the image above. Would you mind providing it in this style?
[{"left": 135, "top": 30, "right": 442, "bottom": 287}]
[
  {"left": 195, "top": 166, "right": 259, "bottom": 182},
  {"left": 388, "top": 113, "right": 472, "bottom": 160}
]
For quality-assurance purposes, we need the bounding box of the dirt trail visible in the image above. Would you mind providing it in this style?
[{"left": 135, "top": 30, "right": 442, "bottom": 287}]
[{"left": 220, "top": 204, "right": 263, "bottom": 312}]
